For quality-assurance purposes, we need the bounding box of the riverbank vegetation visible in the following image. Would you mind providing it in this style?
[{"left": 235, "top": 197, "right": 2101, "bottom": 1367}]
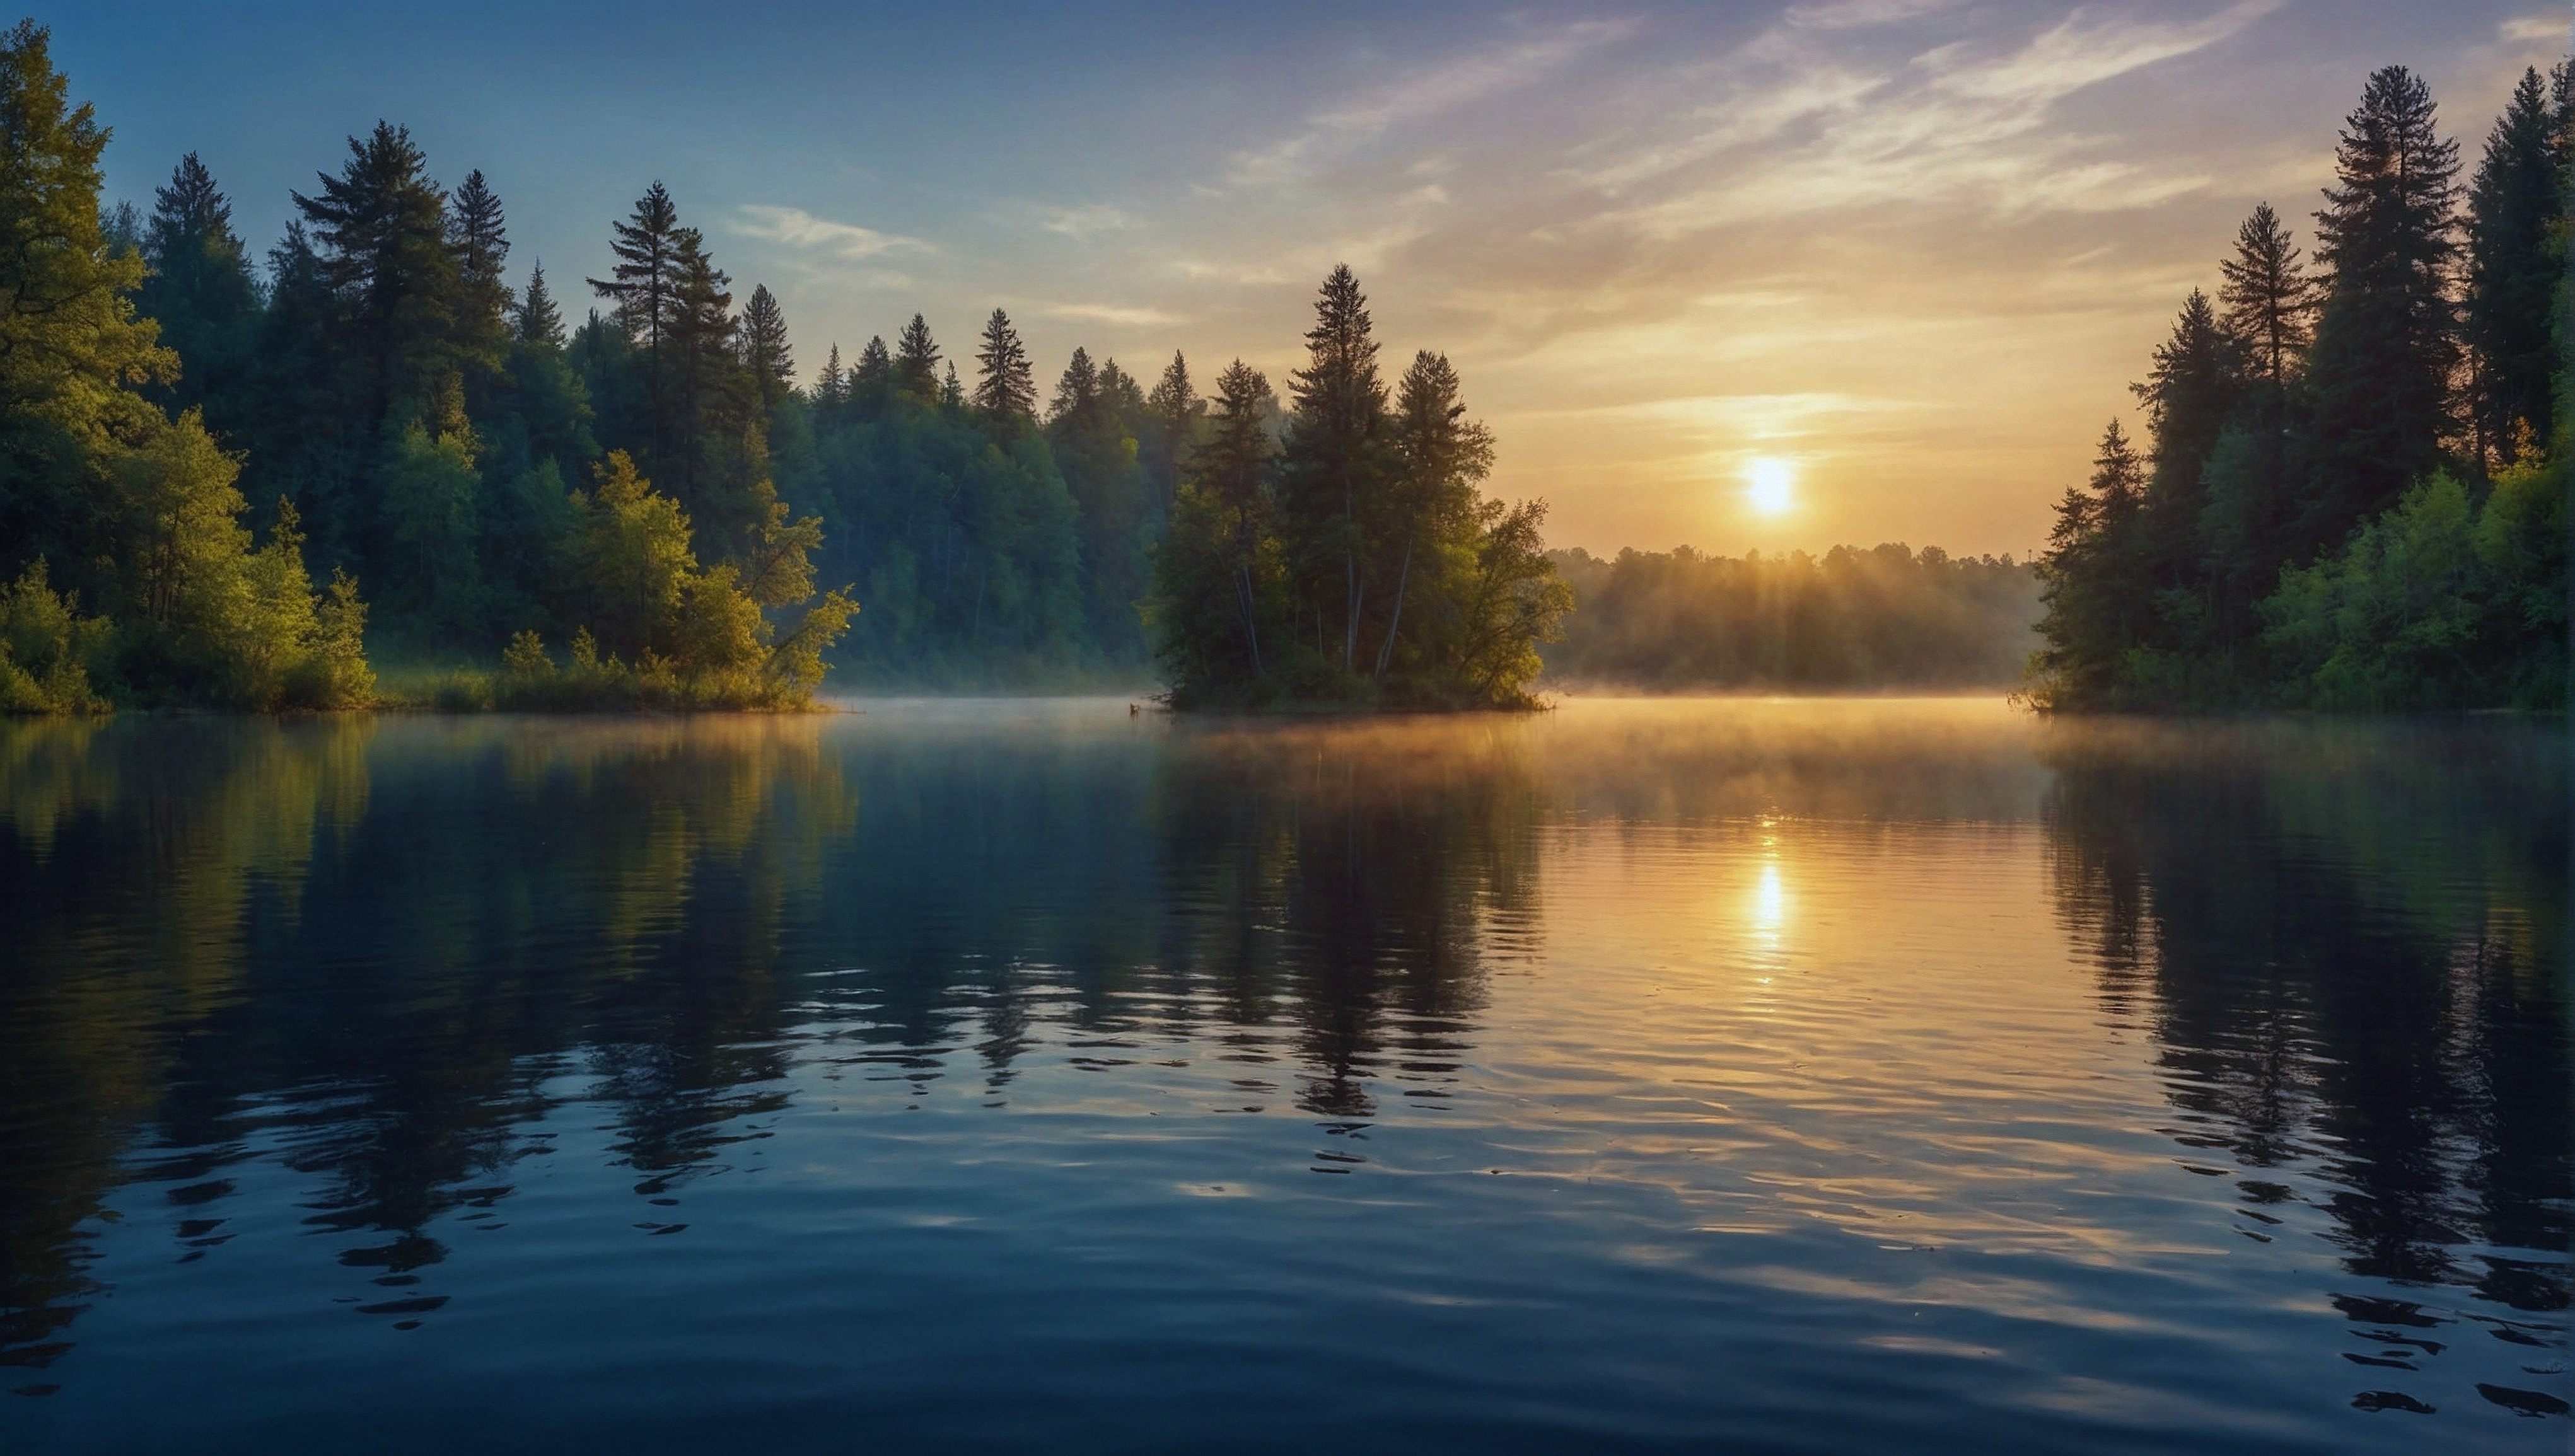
[
  {"left": 2032, "top": 62, "right": 2571, "bottom": 712},
  {"left": 1545, "top": 544, "right": 2036, "bottom": 691}
]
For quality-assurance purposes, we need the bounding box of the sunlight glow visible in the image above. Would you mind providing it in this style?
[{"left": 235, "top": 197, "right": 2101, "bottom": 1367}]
[
  {"left": 1754, "top": 862, "right": 1785, "bottom": 930},
  {"left": 1743, "top": 457, "right": 1798, "bottom": 515}
]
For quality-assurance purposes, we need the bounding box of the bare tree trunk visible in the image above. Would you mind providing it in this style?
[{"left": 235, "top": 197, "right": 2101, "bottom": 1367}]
[{"left": 1373, "top": 536, "right": 1413, "bottom": 681}]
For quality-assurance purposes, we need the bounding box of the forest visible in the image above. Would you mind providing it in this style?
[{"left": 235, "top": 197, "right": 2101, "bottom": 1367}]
[
  {"left": 2032, "top": 62, "right": 2571, "bottom": 712},
  {"left": 1545, "top": 544, "right": 2036, "bottom": 690},
  {"left": 0, "top": 21, "right": 1576, "bottom": 714}
]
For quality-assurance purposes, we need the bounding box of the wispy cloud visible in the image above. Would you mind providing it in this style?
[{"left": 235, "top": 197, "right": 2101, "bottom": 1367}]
[
  {"left": 1041, "top": 302, "right": 1188, "bottom": 328},
  {"left": 2501, "top": 14, "right": 2570, "bottom": 43},
  {"left": 1591, "top": 1, "right": 2279, "bottom": 236},
  {"left": 1224, "top": 18, "right": 1634, "bottom": 187},
  {"left": 1037, "top": 204, "right": 1138, "bottom": 240},
  {"left": 733, "top": 205, "right": 932, "bottom": 260}
]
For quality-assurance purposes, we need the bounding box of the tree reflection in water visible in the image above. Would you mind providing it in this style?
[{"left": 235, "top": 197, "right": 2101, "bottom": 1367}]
[
  {"left": 0, "top": 703, "right": 2562, "bottom": 1442},
  {"left": 2043, "top": 717, "right": 2569, "bottom": 1405}
]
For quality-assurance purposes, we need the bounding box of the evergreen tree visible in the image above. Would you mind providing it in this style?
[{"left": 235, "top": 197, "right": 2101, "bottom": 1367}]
[
  {"left": 514, "top": 261, "right": 564, "bottom": 348},
  {"left": 1376, "top": 350, "right": 1494, "bottom": 681},
  {"left": 445, "top": 167, "right": 511, "bottom": 392},
  {"left": 941, "top": 361, "right": 963, "bottom": 410},
  {"left": 1141, "top": 350, "right": 1202, "bottom": 518},
  {"left": 586, "top": 182, "right": 683, "bottom": 456},
  {"left": 1050, "top": 346, "right": 1098, "bottom": 422},
  {"left": 815, "top": 343, "right": 846, "bottom": 412},
  {"left": 895, "top": 313, "right": 939, "bottom": 399},
  {"left": 850, "top": 335, "right": 892, "bottom": 415},
  {"left": 740, "top": 282, "right": 793, "bottom": 417},
  {"left": 2463, "top": 67, "right": 2562, "bottom": 464},
  {"left": 2217, "top": 202, "right": 2311, "bottom": 408},
  {"left": 2130, "top": 289, "right": 2238, "bottom": 627},
  {"left": 2029, "top": 421, "right": 2147, "bottom": 708},
  {"left": 290, "top": 121, "right": 469, "bottom": 428},
  {"left": 973, "top": 308, "right": 1035, "bottom": 420},
  {"left": 135, "top": 153, "right": 261, "bottom": 425},
  {"left": 2301, "top": 66, "right": 2461, "bottom": 559},
  {"left": 1155, "top": 360, "right": 1278, "bottom": 693},
  {"left": 1280, "top": 264, "right": 1392, "bottom": 675}
]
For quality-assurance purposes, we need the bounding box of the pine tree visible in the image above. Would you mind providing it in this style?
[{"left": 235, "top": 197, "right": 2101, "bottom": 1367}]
[
  {"left": 2130, "top": 289, "right": 2239, "bottom": 615},
  {"left": 136, "top": 153, "right": 261, "bottom": 422},
  {"left": 973, "top": 308, "right": 1035, "bottom": 420},
  {"left": 895, "top": 314, "right": 939, "bottom": 398},
  {"left": 2301, "top": 66, "right": 2462, "bottom": 558},
  {"left": 2217, "top": 202, "right": 2311, "bottom": 405},
  {"left": 588, "top": 182, "right": 682, "bottom": 351},
  {"left": 2030, "top": 420, "right": 2148, "bottom": 707},
  {"left": 740, "top": 283, "right": 793, "bottom": 417},
  {"left": 851, "top": 335, "right": 892, "bottom": 415},
  {"left": 2463, "top": 68, "right": 2562, "bottom": 464},
  {"left": 1154, "top": 359, "right": 1278, "bottom": 691},
  {"left": 1142, "top": 350, "right": 1202, "bottom": 515},
  {"left": 514, "top": 262, "right": 564, "bottom": 349},
  {"left": 290, "top": 121, "right": 466, "bottom": 427},
  {"left": 941, "top": 361, "right": 963, "bottom": 410},
  {"left": 664, "top": 227, "right": 740, "bottom": 511},
  {"left": 1378, "top": 350, "right": 1493, "bottom": 680},
  {"left": 1050, "top": 346, "right": 1098, "bottom": 422},
  {"left": 1281, "top": 264, "right": 1392, "bottom": 674},
  {"left": 586, "top": 182, "right": 683, "bottom": 459},
  {"left": 446, "top": 168, "right": 510, "bottom": 383},
  {"left": 815, "top": 343, "right": 846, "bottom": 412}
]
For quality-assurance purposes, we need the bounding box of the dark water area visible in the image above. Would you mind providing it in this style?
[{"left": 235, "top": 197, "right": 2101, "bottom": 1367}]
[{"left": 0, "top": 698, "right": 2564, "bottom": 1453}]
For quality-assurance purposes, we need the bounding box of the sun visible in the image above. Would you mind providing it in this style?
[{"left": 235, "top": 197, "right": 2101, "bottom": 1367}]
[{"left": 1743, "top": 456, "right": 1798, "bottom": 515}]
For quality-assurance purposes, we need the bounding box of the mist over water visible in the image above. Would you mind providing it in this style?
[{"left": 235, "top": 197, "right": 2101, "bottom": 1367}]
[{"left": 0, "top": 699, "right": 2563, "bottom": 1452}]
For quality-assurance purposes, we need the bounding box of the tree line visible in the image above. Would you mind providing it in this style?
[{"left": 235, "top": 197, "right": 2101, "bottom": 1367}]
[
  {"left": 0, "top": 18, "right": 1570, "bottom": 710},
  {"left": 2032, "top": 61, "right": 2571, "bottom": 711},
  {"left": 1545, "top": 543, "right": 2037, "bottom": 690}
]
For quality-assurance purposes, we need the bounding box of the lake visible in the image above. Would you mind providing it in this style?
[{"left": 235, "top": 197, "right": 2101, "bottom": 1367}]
[{"left": 0, "top": 697, "right": 2564, "bottom": 1452}]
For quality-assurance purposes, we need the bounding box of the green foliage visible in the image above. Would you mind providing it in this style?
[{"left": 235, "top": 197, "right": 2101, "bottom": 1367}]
[
  {"left": 1154, "top": 270, "right": 1566, "bottom": 710},
  {"left": 2262, "top": 463, "right": 2567, "bottom": 710},
  {"left": 0, "top": 28, "right": 375, "bottom": 715},
  {"left": 1549, "top": 542, "right": 2037, "bottom": 691},
  {"left": 0, "top": 561, "right": 108, "bottom": 712},
  {"left": 2032, "top": 61, "right": 2570, "bottom": 715},
  {"left": 505, "top": 451, "right": 852, "bottom": 709}
]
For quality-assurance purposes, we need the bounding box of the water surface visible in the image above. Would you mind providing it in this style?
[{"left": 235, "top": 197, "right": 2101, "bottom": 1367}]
[{"left": 0, "top": 698, "right": 2564, "bottom": 1452}]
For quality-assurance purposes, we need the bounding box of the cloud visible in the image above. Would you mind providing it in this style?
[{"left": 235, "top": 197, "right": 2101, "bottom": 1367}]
[
  {"left": 1784, "top": 0, "right": 1967, "bottom": 30},
  {"left": 1224, "top": 18, "right": 1634, "bottom": 187},
  {"left": 1040, "top": 302, "right": 1189, "bottom": 328},
  {"left": 2501, "top": 14, "right": 2570, "bottom": 43},
  {"left": 1038, "top": 204, "right": 1138, "bottom": 240},
  {"left": 1587, "top": 1, "right": 2279, "bottom": 236},
  {"left": 732, "top": 205, "right": 931, "bottom": 260}
]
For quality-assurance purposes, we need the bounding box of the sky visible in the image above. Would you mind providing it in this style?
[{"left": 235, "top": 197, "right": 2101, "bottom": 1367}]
[{"left": 55, "top": 2, "right": 2574, "bottom": 559}]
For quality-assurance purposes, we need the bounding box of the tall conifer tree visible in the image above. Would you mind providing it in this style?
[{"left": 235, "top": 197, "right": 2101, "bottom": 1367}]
[
  {"left": 895, "top": 314, "right": 939, "bottom": 399},
  {"left": 136, "top": 153, "right": 260, "bottom": 422},
  {"left": 973, "top": 308, "right": 1035, "bottom": 420},
  {"left": 740, "top": 283, "right": 793, "bottom": 417},
  {"left": 1281, "top": 265, "right": 1390, "bottom": 673},
  {"left": 2463, "top": 67, "right": 2562, "bottom": 463},
  {"left": 2301, "top": 66, "right": 2461, "bottom": 557}
]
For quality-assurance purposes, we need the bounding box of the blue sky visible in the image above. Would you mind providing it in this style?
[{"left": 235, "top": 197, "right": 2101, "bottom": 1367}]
[{"left": 57, "top": 2, "right": 2573, "bottom": 556}]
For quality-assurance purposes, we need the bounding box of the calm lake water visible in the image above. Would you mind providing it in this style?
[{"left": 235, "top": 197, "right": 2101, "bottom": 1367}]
[{"left": 0, "top": 698, "right": 2564, "bottom": 1452}]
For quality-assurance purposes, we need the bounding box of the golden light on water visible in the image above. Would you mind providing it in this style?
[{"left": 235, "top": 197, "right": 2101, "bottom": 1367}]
[
  {"left": 1743, "top": 457, "right": 1798, "bottom": 516},
  {"left": 1754, "top": 861, "right": 1786, "bottom": 930}
]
